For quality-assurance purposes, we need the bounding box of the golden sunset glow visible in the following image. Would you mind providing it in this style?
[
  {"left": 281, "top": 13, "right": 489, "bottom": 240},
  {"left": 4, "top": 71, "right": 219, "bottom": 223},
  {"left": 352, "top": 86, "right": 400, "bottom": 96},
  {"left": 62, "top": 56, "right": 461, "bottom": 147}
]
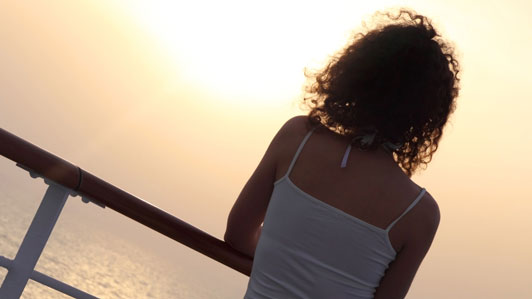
[
  {"left": 110, "top": 0, "right": 384, "bottom": 106},
  {"left": 0, "top": 0, "right": 531, "bottom": 298}
]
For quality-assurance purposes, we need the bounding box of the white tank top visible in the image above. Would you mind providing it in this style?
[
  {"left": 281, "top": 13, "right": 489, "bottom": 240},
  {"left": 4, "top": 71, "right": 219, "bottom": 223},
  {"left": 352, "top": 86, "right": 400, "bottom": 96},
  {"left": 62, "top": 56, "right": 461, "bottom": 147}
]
[{"left": 244, "top": 128, "right": 426, "bottom": 299}]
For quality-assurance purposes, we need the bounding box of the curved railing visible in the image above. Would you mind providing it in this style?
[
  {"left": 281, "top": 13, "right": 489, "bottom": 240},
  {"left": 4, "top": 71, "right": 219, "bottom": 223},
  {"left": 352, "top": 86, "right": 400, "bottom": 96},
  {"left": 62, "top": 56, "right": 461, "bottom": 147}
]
[{"left": 0, "top": 128, "right": 252, "bottom": 298}]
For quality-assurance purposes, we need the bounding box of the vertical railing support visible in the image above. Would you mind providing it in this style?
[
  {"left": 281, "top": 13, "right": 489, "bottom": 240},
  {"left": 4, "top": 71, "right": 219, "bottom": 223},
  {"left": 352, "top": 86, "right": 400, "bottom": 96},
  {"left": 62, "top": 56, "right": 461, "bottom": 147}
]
[{"left": 0, "top": 182, "right": 70, "bottom": 298}]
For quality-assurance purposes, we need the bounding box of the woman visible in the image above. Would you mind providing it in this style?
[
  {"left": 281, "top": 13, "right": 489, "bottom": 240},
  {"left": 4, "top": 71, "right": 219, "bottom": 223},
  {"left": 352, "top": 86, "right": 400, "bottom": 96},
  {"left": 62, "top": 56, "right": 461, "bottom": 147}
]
[{"left": 225, "top": 9, "right": 460, "bottom": 299}]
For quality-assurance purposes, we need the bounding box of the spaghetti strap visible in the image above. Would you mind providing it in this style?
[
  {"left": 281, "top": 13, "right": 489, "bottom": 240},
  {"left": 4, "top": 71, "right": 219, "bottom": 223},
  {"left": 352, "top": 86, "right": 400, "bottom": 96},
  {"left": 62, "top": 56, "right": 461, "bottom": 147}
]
[
  {"left": 340, "top": 144, "right": 352, "bottom": 168},
  {"left": 284, "top": 127, "right": 316, "bottom": 177},
  {"left": 386, "top": 188, "right": 427, "bottom": 232}
]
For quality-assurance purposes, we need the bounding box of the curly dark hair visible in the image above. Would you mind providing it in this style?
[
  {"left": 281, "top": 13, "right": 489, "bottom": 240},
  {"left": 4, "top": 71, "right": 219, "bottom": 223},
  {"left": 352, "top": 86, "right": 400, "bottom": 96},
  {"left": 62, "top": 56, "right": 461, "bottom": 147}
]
[{"left": 303, "top": 8, "right": 460, "bottom": 177}]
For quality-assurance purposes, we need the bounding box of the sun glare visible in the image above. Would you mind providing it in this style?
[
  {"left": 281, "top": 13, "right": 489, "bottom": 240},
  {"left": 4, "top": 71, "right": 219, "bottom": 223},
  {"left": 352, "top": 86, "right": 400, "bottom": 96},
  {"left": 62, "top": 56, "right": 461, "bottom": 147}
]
[{"left": 111, "top": 0, "right": 383, "bottom": 107}]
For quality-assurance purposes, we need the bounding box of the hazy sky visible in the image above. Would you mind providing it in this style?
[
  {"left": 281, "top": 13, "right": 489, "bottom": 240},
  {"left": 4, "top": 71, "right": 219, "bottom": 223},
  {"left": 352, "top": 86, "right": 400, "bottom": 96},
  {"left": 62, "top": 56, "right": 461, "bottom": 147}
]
[{"left": 1, "top": 0, "right": 531, "bottom": 298}]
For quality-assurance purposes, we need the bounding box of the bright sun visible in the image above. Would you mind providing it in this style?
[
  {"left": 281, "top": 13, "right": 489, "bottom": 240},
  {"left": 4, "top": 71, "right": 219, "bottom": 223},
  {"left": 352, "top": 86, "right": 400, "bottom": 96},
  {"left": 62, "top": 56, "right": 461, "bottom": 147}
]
[{"left": 114, "top": 0, "right": 385, "bottom": 106}]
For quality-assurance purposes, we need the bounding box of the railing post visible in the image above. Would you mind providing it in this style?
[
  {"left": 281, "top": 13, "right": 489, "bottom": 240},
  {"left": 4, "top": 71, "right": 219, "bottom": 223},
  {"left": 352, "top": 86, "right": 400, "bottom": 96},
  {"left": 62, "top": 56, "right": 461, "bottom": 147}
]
[{"left": 0, "top": 182, "right": 70, "bottom": 298}]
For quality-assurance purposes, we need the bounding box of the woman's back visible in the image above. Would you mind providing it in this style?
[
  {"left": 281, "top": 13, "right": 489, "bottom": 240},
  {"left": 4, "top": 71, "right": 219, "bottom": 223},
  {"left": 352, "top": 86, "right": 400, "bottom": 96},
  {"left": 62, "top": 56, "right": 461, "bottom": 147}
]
[
  {"left": 226, "top": 9, "right": 458, "bottom": 298},
  {"left": 244, "top": 116, "right": 433, "bottom": 298},
  {"left": 274, "top": 118, "right": 426, "bottom": 239}
]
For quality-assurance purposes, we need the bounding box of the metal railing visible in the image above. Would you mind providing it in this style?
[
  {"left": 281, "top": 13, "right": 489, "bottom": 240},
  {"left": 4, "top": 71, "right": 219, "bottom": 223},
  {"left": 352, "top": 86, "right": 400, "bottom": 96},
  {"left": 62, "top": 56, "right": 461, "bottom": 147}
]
[{"left": 0, "top": 128, "right": 253, "bottom": 298}]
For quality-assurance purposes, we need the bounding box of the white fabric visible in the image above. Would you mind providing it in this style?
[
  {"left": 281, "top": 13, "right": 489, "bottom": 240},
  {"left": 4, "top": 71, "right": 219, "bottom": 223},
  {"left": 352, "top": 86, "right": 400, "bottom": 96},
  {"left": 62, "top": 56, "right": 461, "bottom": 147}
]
[
  {"left": 244, "top": 128, "right": 426, "bottom": 299},
  {"left": 340, "top": 144, "right": 352, "bottom": 168}
]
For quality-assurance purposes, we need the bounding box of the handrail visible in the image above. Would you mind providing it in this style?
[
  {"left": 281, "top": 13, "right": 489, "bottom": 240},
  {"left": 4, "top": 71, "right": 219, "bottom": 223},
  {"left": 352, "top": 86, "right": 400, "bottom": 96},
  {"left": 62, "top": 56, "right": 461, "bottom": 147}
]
[{"left": 0, "top": 128, "right": 253, "bottom": 276}]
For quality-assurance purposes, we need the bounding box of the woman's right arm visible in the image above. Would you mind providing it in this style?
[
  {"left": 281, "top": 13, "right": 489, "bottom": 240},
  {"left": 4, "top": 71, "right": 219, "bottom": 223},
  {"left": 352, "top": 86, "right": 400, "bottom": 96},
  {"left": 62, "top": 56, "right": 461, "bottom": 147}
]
[{"left": 374, "top": 193, "right": 440, "bottom": 299}]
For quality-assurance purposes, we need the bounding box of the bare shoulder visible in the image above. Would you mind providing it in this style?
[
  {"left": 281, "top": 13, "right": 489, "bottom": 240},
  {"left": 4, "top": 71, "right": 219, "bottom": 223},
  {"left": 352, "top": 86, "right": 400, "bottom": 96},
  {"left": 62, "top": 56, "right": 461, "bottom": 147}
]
[
  {"left": 271, "top": 115, "right": 313, "bottom": 149},
  {"left": 407, "top": 189, "right": 441, "bottom": 240},
  {"left": 277, "top": 115, "right": 312, "bottom": 138},
  {"left": 267, "top": 116, "right": 315, "bottom": 178},
  {"left": 374, "top": 189, "right": 441, "bottom": 299},
  {"left": 420, "top": 191, "right": 440, "bottom": 229}
]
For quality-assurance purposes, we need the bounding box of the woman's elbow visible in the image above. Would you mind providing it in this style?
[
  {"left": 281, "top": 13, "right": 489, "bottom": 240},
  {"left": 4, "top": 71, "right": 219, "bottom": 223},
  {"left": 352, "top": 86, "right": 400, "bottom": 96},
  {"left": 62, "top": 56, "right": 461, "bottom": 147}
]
[{"left": 224, "top": 226, "right": 261, "bottom": 258}]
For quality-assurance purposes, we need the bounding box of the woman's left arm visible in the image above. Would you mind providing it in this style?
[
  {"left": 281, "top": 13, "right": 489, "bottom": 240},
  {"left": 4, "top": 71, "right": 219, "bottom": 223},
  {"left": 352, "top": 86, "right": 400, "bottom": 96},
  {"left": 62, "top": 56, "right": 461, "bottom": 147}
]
[
  {"left": 224, "top": 117, "right": 305, "bottom": 258},
  {"left": 224, "top": 127, "right": 283, "bottom": 258}
]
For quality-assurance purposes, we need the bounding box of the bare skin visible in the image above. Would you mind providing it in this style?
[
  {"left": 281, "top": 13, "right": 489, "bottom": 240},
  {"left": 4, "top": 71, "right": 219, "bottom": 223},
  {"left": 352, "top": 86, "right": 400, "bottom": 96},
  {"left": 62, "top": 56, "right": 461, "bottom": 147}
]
[{"left": 225, "top": 115, "right": 440, "bottom": 299}]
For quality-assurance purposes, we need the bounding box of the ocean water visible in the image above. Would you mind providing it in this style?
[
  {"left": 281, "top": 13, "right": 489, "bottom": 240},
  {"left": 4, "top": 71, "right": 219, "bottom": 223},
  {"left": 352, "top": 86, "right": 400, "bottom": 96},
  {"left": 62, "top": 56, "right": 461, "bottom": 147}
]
[
  {"left": 0, "top": 161, "right": 247, "bottom": 298},
  {"left": 0, "top": 190, "right": 198, "bottom": 298}
]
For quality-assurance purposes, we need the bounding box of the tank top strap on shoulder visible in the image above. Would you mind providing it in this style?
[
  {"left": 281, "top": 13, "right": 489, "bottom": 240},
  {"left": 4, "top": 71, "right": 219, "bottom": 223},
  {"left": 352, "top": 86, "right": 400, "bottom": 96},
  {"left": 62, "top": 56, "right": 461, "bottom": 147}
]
[
  {"left": 284, "top": 127, "right": 316, "bottom": 177},
  {"left": 385, "top": 188, "right": 427, "bottom": 232}
]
